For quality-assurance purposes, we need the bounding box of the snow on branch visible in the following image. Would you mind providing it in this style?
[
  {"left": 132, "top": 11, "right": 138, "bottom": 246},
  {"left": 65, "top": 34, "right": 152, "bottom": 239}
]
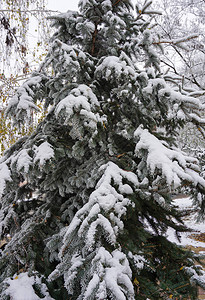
[
  {"left": 33, "top": 141, "right": 54, "bottom": 168},
  {"left": 0, "top": 161, "right": 11, "bottom": 198},
  {"left": 134, "top": 126, "right": 205, "bottom": 189},
  {"left": 51, "top": 246, "right": 135, "bottom": 300},
  {"left": 82, "top": 247, "right": 135, "bottom": 300},
  {"left": 142, "top": 77, "right": 205, "bottom": 123},
  {"left": 60, "top": 162, "right": 138, "bottom": 253},
  {"left": 10, "top": 149, "right": 32, "bottom": 174},
  {"left": 55, "top": 84, "right": 106, "bottom": 133},
  {"left": 50, "top": 40, "right": 88, "bottom": 75},
  {"left": 95, "top": 53, "right": 136, "bottom": 84},
  {"left": 153, "top": 34, "right": 198, "bottom": 46},
  {"left": 3, "top": 272, "right": 54, "bottom": 300},
  {"left": 6, "top": 75, "right": 46, "bottom": 124},
  {"left": 185, "top": 266, "right": 205, "bottom": 290}
]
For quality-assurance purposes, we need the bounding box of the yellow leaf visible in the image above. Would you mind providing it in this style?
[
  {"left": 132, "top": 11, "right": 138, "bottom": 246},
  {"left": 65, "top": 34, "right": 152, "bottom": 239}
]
[
  {"left": 18, "top": 268, "right": 24, "bottom": 273},
  {"left": 116, "top": 153, "right": 125, "bottom": 158},
  {"left": 169, "top": 295, "right": 173, "bottom": 299},
  {"left": 14, "top": 276, "right": 18, "bottom": 280},
  {"left": 139, "top": 10, "right": 142, "bottom": 13},
  {"left": 133, "top": 278, "right": 139, "bottom": 286},
  {"left": 180, "top": 266, "right": 184, "bottom": 270}
]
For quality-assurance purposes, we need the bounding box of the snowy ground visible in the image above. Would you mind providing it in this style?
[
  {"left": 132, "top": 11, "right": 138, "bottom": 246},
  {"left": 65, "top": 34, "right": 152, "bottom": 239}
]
[
  {"left": 167, "top": 196, "right": 205, "bottom": 251},
  {"left": 170, "top": 196, "right": 205, "bottom": 299}
]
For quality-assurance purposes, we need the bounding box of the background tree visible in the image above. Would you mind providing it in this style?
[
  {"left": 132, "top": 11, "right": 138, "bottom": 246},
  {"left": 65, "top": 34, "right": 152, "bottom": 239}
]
[
  {"left": 151, "top": 0, "right": 205, "bottom": 160},
  {"left": 151, "top": 0, "right": 205, "bottom": 89},
  {"left": 0, "top": 0, "right": 205, "bottom": 299},
  {"left": 0, "top": 0, "right": 54, "bottom": 154}
]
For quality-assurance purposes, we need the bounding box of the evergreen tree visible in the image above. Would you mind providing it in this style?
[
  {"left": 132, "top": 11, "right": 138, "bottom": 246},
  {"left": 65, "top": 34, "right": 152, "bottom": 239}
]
[{"left": 0, "top": 0, "right": 205, "bottom": 299}]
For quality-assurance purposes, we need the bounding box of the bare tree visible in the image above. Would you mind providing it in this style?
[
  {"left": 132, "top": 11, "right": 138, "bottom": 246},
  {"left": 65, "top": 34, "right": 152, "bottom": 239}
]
[
  {"left": 0, "top": 0, "right": 58, "bottom": 154},
  {"left": 152, "top": 0, "right": 205, "bottom": 90}
]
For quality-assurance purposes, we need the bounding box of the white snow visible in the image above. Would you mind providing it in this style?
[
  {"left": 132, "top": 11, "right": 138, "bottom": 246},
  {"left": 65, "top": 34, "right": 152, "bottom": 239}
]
[
  {"left": 84, "top": 20, "right": 95, "bottom": 32},
  {"left": 166, "top": 197, "right": 205, "bottom": 291},
  {"left": 185, "top": 266, "right": 205, "bottom": 287},
  {"left": 62, "top": 253, "right": 84, "bottom": 294},
  {"left": 0, "top": 162, "right": 11, "bottom": 198},
  {"left": 107, "top": 13, "right": 126, "bottom": 28},
  {"left": 95, "top": 55, "right": 136, "bottom": 82},
  {"left": 34, "top": 141, "right": 54, "bottom": 167},
  {"left": 128, "top": 252, "right": 147, "bottom": 271},
  {"left": 142, "top": 77, "right": 205, "bottom": 124},
  {"left": 83, "top": 274, "right": 100, "bottom": 299},
  {"left": 55, "top": 84, "right": 105, "bottom": 131},
  {"left": 89, "top": 247, "right": 135, "bottom": 300},
  {"left": 102, "top": 0, "right": 112, "bottom": 11},
  {"left": 102, "top": 248, "right": 134, "bottom": 300},
  {"left": 5, "top": 272, "right": 54, "bottom": 300},
  {"left": 56, "top": 94, "right": 90, "bottom": 116},
  {"left": 57, "top": 245, "right": 135, "bottom": 300}
]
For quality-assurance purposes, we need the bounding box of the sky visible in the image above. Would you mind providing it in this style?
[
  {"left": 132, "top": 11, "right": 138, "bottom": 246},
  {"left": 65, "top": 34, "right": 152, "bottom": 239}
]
[
  {"left": 47, "top": 0, "right": 78, "bottom": 12},
  {"left": 47, "top": 0, "right": 138, "bottom": 13}
]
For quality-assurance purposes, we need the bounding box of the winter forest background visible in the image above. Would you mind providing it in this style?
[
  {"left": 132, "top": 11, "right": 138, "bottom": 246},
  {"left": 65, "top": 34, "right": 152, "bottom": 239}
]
[{"left": 0, "top": 0, "right": 205, "bottom": 299}]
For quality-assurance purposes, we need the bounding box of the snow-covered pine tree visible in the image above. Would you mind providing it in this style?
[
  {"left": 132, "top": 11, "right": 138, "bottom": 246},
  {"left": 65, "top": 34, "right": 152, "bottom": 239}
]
[{"left": 0, "top": 0, "right": 205, "bottom": 299}]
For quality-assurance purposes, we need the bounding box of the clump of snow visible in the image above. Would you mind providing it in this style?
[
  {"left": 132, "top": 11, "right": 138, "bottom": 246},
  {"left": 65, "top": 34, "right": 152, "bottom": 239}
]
[
  {"left": 95, "top": 54, "right": 136, "bottom": 83},
  {"left": 101, "top": 248, "right": 134, "bottom": 300},
  {"left": 128, "top": 252, "right": 147, "bottom": 271},
  {"left": 60, "top": 42, "right": 86, "bottom": 61},
  {"left": 4, "top": 272, "right": 54, "bottom": 300},
  {"left": 142, "top": 78, "right": 165, "bottom": 95},
  {"left": 102, "top": 0, "right": 112, "bottom": 11},
  {"left": 76, "top": 20, "right": 95, "bottom": 35},
  {"left": 78, "top": 0, "right": 92, "bottom": 10},
  {"left": 34, "top": 141, "right": 54, "bottom": 167},
  {"left": 56, "top": 94, "right": 90, "bottom": 117},
  {"left": 106, "top": 12, "right": 126, "bottom": 27}
]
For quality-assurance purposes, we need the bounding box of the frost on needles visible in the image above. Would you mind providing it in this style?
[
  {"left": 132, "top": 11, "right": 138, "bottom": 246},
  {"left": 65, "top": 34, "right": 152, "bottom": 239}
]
[{"left": 0, "top": 0, "right": 205, "bottom": 299}]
